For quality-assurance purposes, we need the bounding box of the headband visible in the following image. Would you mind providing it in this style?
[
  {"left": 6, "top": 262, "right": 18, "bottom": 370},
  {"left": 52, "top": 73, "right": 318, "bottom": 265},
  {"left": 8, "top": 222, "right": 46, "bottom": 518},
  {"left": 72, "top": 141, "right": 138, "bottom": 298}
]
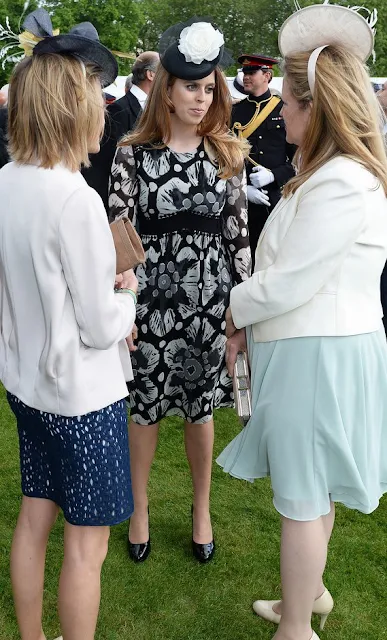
[{"left": 307, "top": 45, "right": 328, "bottom": 95}]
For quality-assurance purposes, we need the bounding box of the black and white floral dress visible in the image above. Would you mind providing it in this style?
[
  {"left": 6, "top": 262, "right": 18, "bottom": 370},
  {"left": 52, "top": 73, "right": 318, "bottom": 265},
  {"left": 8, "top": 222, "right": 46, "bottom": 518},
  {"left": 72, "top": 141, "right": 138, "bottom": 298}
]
[{"left": 109, "top": 141, "right": 250, "bottom": 425}]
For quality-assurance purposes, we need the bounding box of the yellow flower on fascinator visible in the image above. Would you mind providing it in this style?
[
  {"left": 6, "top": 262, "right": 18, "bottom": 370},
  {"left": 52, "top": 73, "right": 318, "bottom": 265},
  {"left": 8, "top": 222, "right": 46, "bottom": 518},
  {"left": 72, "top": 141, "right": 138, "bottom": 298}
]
[
  {"left": 18, "top": 28, "right": 59, "bottom": 57},
  {"left": 0, "top": 7, "right": 118, "bottom": 88},
  {"left": 0, "top": 6, "right": 59, "bottom": 69}
]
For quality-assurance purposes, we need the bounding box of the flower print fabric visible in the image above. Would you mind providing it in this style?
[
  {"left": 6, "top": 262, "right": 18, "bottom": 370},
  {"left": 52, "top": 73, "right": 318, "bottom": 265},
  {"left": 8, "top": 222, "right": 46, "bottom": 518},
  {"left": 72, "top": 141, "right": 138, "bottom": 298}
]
[{"left": 109, "top": 141, "right": 250, "bottom": 424}]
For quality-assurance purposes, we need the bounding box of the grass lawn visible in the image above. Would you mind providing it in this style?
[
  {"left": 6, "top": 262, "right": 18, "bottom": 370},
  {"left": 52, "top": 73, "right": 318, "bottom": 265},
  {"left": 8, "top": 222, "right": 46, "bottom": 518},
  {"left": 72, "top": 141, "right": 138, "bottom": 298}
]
[{"left": 0, "top": 383, "right": 386, "bottom": 640}]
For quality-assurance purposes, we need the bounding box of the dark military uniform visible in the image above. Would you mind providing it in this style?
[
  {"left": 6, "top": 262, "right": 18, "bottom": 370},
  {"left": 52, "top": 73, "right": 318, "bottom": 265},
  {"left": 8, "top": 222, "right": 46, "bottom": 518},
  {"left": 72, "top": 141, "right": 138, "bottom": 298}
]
[{"left": 232, "top": 89, "right": 296, "bottom": 256}]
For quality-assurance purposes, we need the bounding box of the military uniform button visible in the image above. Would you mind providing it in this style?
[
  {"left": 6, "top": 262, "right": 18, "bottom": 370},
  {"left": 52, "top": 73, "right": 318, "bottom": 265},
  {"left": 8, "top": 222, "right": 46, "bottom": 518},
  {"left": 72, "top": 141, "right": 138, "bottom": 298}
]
[
  {"left": 258, "top": 135, "right": 262, "bottom": 139},
  {"left": 259, "top": 151, "right": 264, "bottom": 155},
  {"left": 277, "top": 125, "right": 280, "bottom": 128}
]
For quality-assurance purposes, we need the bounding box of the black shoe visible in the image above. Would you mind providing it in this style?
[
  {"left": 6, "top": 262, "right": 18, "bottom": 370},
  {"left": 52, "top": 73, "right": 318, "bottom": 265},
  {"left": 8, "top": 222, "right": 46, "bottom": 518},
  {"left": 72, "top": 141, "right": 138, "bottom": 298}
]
[
  {"left": 192, "top": 538, "right": 215, "bottom": 563},
  {"left": 128, "top": 507, "right": 151, "bottom": 563},
  {"left": 128, "top": 538, "right": 151, "bottom": 563},
  {"left": 191, "top": 504, "right": 215, "bottom": 564}
]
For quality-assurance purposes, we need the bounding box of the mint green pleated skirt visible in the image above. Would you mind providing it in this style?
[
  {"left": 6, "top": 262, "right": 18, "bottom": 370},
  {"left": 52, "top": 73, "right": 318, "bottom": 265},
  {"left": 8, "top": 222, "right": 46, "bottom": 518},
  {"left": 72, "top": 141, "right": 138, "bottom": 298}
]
[{"left": 217, "top": 326, "right": 387, "bottom": 521}]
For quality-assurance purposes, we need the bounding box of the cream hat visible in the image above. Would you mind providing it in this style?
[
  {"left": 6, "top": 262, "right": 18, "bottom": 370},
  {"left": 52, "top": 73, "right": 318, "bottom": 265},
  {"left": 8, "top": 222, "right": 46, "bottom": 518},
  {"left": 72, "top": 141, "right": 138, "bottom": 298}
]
[
  {"left": 279, "top": 3, "right": 376, "bottom": 61},
  {"left": 278, "top": 1, "right": 377, "bottom": 93}
]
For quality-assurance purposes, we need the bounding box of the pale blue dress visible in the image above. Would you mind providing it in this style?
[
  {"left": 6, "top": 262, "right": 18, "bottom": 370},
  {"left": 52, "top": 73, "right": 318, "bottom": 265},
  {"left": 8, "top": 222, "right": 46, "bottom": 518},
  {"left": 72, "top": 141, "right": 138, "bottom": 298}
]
[{"left": 217, "top": 325, "right": 387, "bottom": 521}]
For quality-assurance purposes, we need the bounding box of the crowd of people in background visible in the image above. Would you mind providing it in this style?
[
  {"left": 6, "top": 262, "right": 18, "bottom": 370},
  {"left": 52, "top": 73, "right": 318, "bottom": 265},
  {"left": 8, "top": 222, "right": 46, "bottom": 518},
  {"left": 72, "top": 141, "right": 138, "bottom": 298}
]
[{"left": 1, "top": 4, "right": 387, "bottom": 640}]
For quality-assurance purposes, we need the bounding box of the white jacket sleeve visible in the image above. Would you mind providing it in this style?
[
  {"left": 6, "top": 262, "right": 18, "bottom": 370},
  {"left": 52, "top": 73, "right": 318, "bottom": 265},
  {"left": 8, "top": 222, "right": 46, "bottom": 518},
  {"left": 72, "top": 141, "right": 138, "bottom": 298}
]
[
  {"left": 59, "top": 186, "right": 136, "bottom": 349},
  {"left": 230, "top": 174, "right": 367, "bottom": 329}
]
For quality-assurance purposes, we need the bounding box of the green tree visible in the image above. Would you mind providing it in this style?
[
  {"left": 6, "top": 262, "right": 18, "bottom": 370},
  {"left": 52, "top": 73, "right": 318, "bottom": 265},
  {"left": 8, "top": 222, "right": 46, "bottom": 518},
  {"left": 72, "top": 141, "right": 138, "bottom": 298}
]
[
  {"left": 365, "top": 0, "right": 387, "bottom": 76},
  {"left": 48, "top": 0, "right": 145, "bottom": 77},
  {"left": 0, "top": 0, "right": 144, "bottom": 85},
  {"left": 139, "top": 0, "right": 387, "bottom": 77},
  {"left": 0, "top": 0, "right": 38, "bottom": 87},
  {"left": 1, "top": 0, "right": 387, "bottom": 87},
  {"left": 138, "top": 0, "right": 292, "bottom": 70}
]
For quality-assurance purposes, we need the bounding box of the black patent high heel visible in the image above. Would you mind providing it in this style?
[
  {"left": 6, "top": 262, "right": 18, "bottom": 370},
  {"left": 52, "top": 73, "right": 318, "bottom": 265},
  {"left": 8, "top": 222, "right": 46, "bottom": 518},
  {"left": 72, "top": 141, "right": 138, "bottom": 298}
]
[
  {"left": 128, "top": 507, "right": 151, "bottom": 563},
  {"left": 191, "top": 504, "right": 215, "bottom": 563}
]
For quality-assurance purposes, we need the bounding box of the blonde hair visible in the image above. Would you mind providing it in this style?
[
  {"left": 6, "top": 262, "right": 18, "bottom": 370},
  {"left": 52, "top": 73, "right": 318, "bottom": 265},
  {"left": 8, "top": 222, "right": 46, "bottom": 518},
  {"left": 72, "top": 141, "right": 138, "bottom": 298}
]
[
  {"left": 282, "top": 45, "right": 387, "bottom": 197},
  {"left": 119, "top": 65, "right": 249, "bottom": 178},
  {"left": 8, "top": 54, "right": 105, "bottom": 171}
]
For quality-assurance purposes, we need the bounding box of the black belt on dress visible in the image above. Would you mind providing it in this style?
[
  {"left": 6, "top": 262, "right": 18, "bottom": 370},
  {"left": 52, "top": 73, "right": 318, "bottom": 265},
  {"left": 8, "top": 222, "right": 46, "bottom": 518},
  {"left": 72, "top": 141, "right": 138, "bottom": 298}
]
[{"left": 139, "top": 213, "right": 221, "bottom": 236}]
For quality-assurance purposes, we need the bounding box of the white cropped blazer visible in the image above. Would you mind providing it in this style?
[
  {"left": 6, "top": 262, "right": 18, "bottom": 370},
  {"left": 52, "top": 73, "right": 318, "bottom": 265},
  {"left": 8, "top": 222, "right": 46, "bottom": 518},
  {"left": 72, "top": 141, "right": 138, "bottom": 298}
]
[
  {"left": 231, "top": 156, "right": 387, "bottom": 341},
  {"left": 0, "top": 163, "right": 135, "bottom": 416}
]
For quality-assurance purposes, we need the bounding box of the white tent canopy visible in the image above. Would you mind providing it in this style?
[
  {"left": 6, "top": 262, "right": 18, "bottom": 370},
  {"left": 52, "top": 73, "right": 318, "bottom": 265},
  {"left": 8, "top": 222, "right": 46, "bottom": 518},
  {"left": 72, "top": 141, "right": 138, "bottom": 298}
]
[
  {"left": 105, "top": 76, "right": 386, "bottom": 100},
  {"left": 104, "top": 76, "right": 285, "bottom": 98}
]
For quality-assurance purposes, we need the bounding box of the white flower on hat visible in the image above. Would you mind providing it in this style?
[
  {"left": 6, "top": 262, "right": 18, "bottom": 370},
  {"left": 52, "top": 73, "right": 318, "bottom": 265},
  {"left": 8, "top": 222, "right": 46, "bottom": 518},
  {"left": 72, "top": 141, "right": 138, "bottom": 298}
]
[{"left": 178, "top": 22, "right": 224, "bottom": 65}]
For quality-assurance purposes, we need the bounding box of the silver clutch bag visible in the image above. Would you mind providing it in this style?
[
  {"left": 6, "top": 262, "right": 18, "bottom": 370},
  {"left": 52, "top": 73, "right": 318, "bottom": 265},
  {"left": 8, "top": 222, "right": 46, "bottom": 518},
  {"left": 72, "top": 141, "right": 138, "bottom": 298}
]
[{"left": 233, "top": 351, "right": 251, "bottom": 426}]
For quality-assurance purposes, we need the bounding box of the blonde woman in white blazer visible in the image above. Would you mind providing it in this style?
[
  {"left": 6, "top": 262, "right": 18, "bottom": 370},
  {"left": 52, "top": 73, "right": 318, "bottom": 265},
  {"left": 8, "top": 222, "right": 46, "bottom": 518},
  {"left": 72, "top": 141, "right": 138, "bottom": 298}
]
[
  {"left": 0, "top": 11, "right": 137, "bottom": 640},
  {"left": 218, "top": 6, "right": 387, "bottom": 640}
]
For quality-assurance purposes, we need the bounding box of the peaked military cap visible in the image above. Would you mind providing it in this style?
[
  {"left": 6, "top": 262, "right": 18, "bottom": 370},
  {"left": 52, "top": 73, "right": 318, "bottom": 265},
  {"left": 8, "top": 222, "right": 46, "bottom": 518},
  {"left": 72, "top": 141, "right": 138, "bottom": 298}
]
[{"left": 238, "top": 53, "right": 278, "bottom": 71}]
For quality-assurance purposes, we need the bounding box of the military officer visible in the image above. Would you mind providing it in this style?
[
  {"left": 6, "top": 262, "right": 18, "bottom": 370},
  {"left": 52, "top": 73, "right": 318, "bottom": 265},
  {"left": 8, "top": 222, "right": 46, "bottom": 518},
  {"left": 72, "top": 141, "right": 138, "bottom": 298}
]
[{"left": 231, "top": 53, "right": 296, "bottom": 260}]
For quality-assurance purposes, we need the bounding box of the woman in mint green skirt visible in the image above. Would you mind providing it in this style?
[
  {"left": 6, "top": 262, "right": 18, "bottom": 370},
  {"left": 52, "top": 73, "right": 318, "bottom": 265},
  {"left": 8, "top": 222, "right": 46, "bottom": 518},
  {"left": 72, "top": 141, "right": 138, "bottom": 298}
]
[{"left": 218, "top": 5, "right": 387, "bottom": 640}]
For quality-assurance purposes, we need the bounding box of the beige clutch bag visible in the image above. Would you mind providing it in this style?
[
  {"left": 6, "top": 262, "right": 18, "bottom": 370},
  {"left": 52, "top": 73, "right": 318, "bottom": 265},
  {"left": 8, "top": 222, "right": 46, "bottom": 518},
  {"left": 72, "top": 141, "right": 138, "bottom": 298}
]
[
  {"left": 233, "top": 351, "right": 252, "bottom": 427},
  {"left": 110, "top": 218, "right": 145, "bottom": 274}
]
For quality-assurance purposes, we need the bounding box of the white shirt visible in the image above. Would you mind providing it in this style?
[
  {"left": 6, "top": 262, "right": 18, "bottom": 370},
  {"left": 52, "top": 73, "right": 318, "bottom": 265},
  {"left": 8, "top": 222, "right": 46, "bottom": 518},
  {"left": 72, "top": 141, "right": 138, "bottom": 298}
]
[
  {"left": 231, "top": 156, "right": 387, "bottom": 342},
  {"left": 0, "top": 162, "right": 136, "bottom": 416},
  {"left": 130, "top": 84, "right": 148, "bottom": 109}
]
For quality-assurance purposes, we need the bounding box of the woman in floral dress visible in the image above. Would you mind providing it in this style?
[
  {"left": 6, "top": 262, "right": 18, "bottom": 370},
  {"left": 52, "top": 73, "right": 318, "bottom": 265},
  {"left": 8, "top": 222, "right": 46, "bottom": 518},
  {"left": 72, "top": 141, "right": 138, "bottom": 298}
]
[{"left": 109, "top": 18, "right": 250, "bottom": 563}]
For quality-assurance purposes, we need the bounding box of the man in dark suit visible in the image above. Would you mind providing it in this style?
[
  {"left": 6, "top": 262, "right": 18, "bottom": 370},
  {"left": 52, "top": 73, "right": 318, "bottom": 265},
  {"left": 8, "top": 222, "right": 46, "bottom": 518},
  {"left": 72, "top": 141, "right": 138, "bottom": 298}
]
[
  {"left": 83, "top": 51, "right": 159, "bottom": 210},
  {"left": 231, "top": 54, "right": 296, "bottom": 261}
]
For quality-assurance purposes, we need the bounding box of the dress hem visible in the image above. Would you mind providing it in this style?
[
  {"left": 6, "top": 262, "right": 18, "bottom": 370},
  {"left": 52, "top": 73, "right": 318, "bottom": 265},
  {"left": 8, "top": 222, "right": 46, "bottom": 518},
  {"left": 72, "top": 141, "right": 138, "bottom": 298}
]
[
  {"left": 21, "top": 490, "right": 133, "bottom": 527},
  {"left": 217, "top": 463, "right": 387, "bottom": 520},
  {"left": 130, "top": 400, "right": 234, "bottom": 426}
]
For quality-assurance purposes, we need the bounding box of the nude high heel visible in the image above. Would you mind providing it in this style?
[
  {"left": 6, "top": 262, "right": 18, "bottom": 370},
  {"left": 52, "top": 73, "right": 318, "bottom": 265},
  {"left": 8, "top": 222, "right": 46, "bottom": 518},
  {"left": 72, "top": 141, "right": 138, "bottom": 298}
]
[
  {"left": 252, "top": 599, "right": 281, "bottom": 623},
  {"left": 313, "top": 589, "right": 334, "bottom": 630},
  {"left": 253, "top": 588, "right": 334, "bottom": 630}
]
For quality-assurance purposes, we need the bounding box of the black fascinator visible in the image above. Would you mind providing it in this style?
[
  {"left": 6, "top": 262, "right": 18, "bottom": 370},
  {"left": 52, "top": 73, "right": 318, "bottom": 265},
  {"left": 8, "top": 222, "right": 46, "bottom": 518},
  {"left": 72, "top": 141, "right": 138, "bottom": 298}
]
[
  {"left": 159, "top": 16, "right": 233, "bottom": 80},
  {"left": 0, "top": 8, "right": 117, "bottom": 87}
]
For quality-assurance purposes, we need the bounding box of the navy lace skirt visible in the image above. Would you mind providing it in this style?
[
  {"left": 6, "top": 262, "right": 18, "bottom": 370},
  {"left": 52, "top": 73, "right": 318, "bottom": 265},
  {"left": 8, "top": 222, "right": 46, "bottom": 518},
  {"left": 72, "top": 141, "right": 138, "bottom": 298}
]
[{"left": 8, "top": 393, "right": 133, "bottom": 526}]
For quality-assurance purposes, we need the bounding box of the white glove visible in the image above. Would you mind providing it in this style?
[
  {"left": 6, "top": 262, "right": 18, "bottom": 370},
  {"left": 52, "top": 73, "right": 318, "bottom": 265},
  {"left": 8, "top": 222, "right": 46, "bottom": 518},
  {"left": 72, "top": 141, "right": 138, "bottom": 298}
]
[
  {"left": 247, "top": 185, "right": 270, "bottom": 206},
  {"left": 250, "top": 165, "right": 275, "bottom": 188}
]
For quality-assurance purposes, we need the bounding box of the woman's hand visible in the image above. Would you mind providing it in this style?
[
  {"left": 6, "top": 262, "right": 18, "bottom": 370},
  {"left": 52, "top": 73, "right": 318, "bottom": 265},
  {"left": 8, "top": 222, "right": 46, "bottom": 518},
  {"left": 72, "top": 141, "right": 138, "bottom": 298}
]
[
  {"left": 126, "top": 323, "right": 138, "bottom": 352},
  {"left": 225, "top": 306, "right": 237, "bottom": 338},
  {"left": 115, "top": 269, "right": 138, "bottom": 294},
  {"left": 225, "top": 329, "right": 247, "bottom": 376},
  {"left": 120, "top": 269, "right": 138, "bottom": 294},
  {"left": 115, "top": 272, "right": 124, "bottom": 288}
]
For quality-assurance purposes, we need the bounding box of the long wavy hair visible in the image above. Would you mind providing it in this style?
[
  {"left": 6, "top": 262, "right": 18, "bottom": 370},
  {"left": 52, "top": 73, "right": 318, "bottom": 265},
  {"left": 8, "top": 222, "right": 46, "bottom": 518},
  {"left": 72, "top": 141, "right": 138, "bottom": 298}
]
[
  {"left": 118, "top": 65, "right": 249, "bottom": 178},
  {"left": 282, "top": 45, "right": 387, "bottom": 197}
]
